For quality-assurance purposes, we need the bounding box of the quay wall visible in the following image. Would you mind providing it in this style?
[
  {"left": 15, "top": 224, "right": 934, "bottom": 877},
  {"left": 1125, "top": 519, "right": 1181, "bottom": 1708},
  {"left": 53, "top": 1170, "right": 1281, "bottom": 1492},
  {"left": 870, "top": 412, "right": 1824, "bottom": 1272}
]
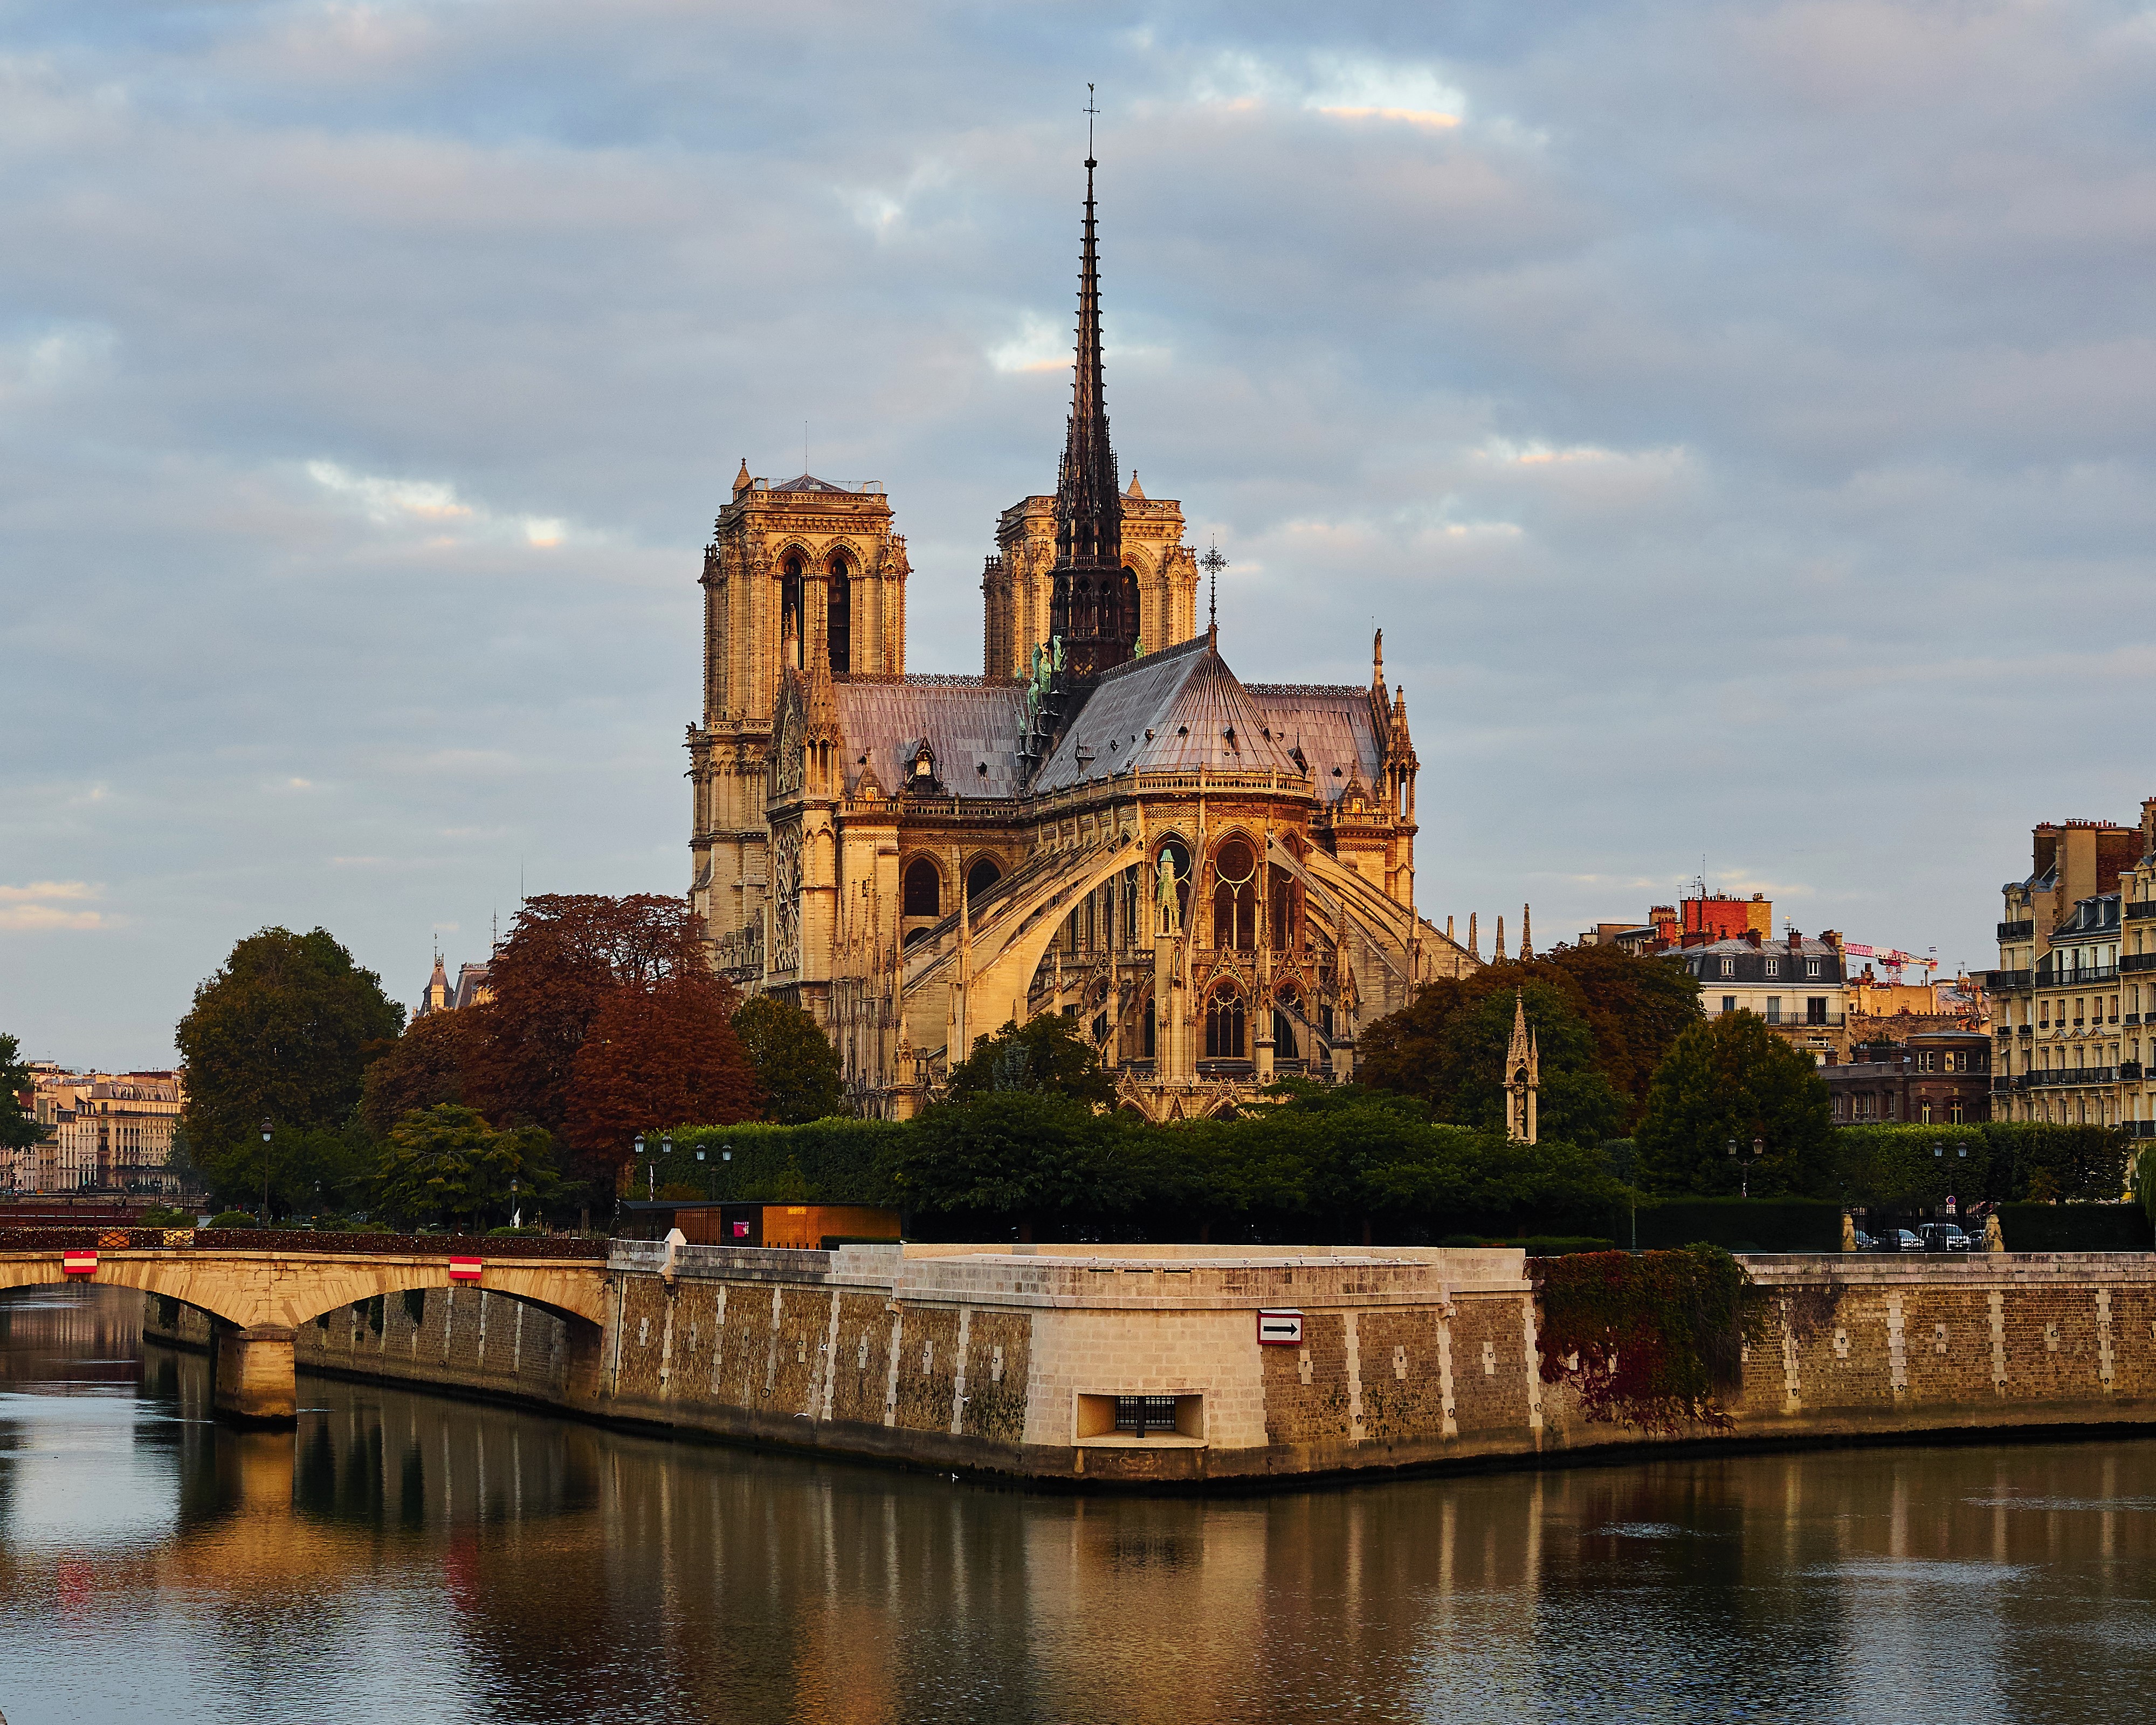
[{"left": 137, "top": 1247, "right": 2156, "bottom": 1486}]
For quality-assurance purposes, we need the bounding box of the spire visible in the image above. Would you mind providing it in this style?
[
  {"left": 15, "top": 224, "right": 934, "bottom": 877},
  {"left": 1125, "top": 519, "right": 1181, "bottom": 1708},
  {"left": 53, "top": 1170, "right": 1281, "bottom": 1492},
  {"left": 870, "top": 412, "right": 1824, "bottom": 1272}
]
[
  {"left": 1468, "top": 912, "right": 1478, "bottom": 959},
  {"left": 1496, "top": 913, "right": 1505, "bottom": 959},
  {"left": 733, "top": 457, "right": 752, "bottom": 498},
  {"left": 1520, "top": 904, "right": 1532, "bottom": 959},
  {"left": 1507, "top": 989, "right": 1531, "bottom": 1066},
  {"left": 1050, "top": 116, "right": 1128, "bottom": 678},
  {"left": 1373, "top": 628, "right": 1384, "bottom": 689}
]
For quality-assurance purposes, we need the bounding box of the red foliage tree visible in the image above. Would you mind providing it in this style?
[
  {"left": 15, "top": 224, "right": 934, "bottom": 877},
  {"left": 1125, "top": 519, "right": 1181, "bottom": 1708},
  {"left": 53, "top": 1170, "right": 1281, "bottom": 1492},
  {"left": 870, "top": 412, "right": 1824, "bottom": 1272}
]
[
  {"left": 565, "top": 973, "right": 765, "bottom": 1173},
  {"left": 461, "top": 894, "right": 711, "bottom": 1135}
]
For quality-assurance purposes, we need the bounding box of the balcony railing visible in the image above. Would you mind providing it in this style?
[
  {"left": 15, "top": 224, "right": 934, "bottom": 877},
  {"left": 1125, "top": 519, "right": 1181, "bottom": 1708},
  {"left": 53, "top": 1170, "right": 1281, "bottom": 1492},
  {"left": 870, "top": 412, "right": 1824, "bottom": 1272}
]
[
  {"left": 1990, "top": 1077, "right": 2017, "bottom": 1094},
  {"left": 1987, "top": 970, "right": 2033, "bottom": 992},
  {"left": 2124, "top": 1061, "right": 2146, "bottom": 1081},
  {"left": 1997, "top": 920, "right": 2035, "bottom": 941},
  {"left": 2121, "top": 954, "right": 2156, "bottom": 975},
  {"left": 2128, "top": 1121, "right": 2156, "bottom": 1138},
  {"left": 2026, "top": 1067, "right": 2117, "bottom": 1088},
  {"left": 2037, "top": 965, "right": 2119, "bottom": 985},
  {"left": 2128, "top": 902, "right": 2156, "bottom": 922},
  {"left": 2017, "top": 1025, "right": 2034, "bottom": 1037}
]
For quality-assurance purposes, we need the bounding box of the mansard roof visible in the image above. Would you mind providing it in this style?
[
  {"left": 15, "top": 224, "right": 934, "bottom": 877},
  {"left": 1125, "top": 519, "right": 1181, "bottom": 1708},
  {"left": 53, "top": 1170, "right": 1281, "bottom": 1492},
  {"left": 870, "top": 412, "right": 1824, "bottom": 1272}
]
[
  {"left": 1245, "top": 684, "right": 1386, "bottom": 806},
  {"left": 830, "top": 677, "right": 1029, "bottom": 800},
  {"left": 1030, "top": 633, "right": 1303, "bottom": 795}
]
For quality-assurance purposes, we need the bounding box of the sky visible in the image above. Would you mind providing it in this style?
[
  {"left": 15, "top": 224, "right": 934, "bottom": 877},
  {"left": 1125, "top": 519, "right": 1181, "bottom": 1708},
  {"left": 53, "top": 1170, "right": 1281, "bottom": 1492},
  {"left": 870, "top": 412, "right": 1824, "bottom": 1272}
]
[{"left": 5, "top": 0, "right": 2156, "bottom": 1068}]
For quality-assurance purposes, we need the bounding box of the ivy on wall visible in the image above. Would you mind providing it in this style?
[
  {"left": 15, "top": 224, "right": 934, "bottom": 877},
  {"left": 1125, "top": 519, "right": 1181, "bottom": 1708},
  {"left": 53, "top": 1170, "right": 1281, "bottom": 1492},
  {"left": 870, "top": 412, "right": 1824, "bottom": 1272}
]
[{"left": 1535, "top": 1244, "right": 1760, "bottom": 1435}]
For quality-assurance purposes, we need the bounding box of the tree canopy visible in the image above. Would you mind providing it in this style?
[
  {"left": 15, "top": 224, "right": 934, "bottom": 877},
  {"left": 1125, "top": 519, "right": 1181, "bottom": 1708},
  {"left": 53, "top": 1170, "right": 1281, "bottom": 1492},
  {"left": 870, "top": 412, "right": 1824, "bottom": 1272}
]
[
  {"left": 460, "top": 893, "right": 711, "bottom": 1135},
  {"left": 1357, "top": 966, "right": 1626, "bottom": 1144},
  {"left": 895, "top": 1091, "right": 1151, "bottom": 1241},
  {"left": 0, "top": 1034, "right": 40, "bottom": 1156},
  {"left": 944, "top": 1013, "right": 1117, "bottom": 1108},
  {"left": 562, "top": 971, "right": 762, "bottom": 1165},
  {"left": 1539, "top": 943, "right": 1703, "bottom": 1125},
  {"left": 175, "top": 927, "right": 403, "bottom": 1159},
  {"left": 1634, "top": 1012, "right": 1834, "bottom": 1197},
  {"left": 732, "top": 994, "right": 844, "bottom": 1124},
  {"left": 359, "top": 1009, "right": 469, "bottom": 1135},
  {"left": 374, "top": 1104, "right": 559, "bottom": 1229}
]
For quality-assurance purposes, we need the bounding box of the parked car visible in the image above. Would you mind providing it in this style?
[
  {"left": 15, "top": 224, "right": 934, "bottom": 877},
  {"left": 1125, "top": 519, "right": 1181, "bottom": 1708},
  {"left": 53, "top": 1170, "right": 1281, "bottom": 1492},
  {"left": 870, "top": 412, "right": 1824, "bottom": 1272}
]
[
  {"left": 1870, "top": 1229, "right": 1925, "bottom": 1252},
  {"left": 1851, "top": 1229, "right": 1877, "bottom": 1252},
  {"left": 1918, "top": 1224, "right": 1973, "bottom": 1252}
]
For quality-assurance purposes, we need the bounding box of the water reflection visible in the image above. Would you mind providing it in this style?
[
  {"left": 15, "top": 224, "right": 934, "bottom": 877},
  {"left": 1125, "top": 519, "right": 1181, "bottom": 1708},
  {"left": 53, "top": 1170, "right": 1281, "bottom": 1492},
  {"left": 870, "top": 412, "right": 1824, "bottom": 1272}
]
[{"left": 1, "top": 1286, "right": 2154, "bottom": 1722}]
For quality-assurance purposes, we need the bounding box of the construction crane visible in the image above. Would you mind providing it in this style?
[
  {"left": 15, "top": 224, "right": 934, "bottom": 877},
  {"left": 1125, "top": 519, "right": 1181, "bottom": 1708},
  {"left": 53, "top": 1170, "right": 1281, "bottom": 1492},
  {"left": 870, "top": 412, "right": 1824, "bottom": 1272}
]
[{"left": 1838, "top": 942, "right": 1938, "bottom": 985}]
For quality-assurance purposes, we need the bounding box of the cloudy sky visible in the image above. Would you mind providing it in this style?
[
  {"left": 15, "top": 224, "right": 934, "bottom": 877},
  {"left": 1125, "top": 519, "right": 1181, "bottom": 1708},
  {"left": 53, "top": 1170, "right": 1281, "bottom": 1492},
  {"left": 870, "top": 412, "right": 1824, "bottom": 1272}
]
[{"left": 4, "top": 0, "right": 2154, "bottom": 1066}]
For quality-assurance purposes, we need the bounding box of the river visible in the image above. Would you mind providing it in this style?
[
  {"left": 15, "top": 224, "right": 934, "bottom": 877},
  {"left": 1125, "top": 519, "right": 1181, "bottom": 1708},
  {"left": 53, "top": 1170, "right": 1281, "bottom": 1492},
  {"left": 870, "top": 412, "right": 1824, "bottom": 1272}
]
[{"left": 2, "top": 1284, "right": 2152, "bottom": 1722}]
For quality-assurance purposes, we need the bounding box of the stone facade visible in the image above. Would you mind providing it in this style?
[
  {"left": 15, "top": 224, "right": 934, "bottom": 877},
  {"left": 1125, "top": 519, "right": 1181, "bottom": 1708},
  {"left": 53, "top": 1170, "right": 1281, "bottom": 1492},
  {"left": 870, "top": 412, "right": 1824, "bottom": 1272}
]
[
  {"left": 134, "top": 1243, "right": 2156, "bottom": 1488},
  {"left": 685, "top": 168, "right": 1473, "bottom": 1121}
]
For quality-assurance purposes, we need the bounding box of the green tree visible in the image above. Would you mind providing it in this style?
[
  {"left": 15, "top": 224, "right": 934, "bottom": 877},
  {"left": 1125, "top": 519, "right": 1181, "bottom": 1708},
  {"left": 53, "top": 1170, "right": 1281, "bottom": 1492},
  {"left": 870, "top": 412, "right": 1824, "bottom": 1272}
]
[
  {"left": 1541, "top": 944, "right": 1704, "bottom": 1127},
  {"left": 896, "top": 1091, "right": 1144, "bottom": 1240},
  {"left": 945, "top": 1013, "right": 1117, "bottom": 1107},
  {"left": 374, "top": 1104, "right": 559, "bottom": 1230},
  {"left": 0, "top": 1034, "right": 42, "bottom": 1157},
  {"left": 731, "top": 995, "right": 844, "bottom": 1123},
  {"left": 1635, "top": 1013, "right": 1834, "bottom": 1197},
  {"left": 176, "top": 927, "right": 404, "bottom": 1164},
  {"left": 201, "top": 1118, "right": 375, "bottom": 1220},
  {"left": 1358, "top": 970, "right": 1623, "bottom": 1146}
]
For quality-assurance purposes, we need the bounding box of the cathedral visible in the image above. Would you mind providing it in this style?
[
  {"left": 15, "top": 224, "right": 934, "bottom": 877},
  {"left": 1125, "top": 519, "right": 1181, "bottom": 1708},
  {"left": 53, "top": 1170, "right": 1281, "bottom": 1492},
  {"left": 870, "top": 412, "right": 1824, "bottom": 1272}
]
[{"left": 686, "top": 153, "right": 1477, "bottom": 1120}]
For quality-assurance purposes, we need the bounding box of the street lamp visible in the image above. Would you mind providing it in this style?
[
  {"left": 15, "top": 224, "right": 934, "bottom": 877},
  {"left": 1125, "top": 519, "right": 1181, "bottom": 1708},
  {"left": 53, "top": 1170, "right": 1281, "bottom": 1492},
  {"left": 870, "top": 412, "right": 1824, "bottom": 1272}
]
[
  {"left": 260, "top": 1117, "right": 272, "bottom": 1225},
  {"left": 1729, "top": 1135, "right": 1765, "bottom": 1199}
]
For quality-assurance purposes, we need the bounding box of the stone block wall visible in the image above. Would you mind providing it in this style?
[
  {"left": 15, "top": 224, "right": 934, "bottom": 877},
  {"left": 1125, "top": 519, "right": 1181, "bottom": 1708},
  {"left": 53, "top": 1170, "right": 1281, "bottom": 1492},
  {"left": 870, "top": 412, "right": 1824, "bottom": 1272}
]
[{"left": 137, "top": 1247, "right": 2156, "bottom": 1488}]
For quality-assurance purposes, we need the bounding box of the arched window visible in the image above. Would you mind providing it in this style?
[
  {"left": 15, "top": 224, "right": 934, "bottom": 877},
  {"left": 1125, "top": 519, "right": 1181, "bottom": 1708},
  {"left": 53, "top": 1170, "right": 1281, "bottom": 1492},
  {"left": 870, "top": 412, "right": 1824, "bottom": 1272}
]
[
  {"left": 827, "top": 556, "right": 851, "bottom": 673},
  {"left": 1273, "top": 990, "right": 1300, "bottom": 1060},
  {"left": 1119, "top": 569, "right": 1140, "bottom": 643},
  {"left": 966, "top": 857, "right": 1002, "bottom": 905},
  {"left": 1213, "top": 839, "right": 1257, "bottom": 949},
  {"left": 902, "top": 858, "right": 941, "bottom": 918},
  {"left": 1205, "top": 992, "right": 1246, "bottom": 1059},
  {"left": 1142, "top": 992, "right": 1157, "bottom": 1058},
  {"left": 1270, "top": 872, "right": 1297, "bottom": 949},
  {"left": 781, "top": 555, "right": 804, "bottom": 664}
]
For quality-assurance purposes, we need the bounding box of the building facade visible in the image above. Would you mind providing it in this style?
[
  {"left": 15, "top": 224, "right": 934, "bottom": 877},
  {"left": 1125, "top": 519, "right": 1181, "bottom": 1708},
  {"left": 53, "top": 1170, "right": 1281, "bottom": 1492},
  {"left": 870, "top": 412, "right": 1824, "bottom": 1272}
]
[
  {"left": 1989, "top": 813, "right": 2152, "bottom": 1131},
  {"left": 1661, "top": 930, "right": 1848, "bottom": 1064},
  {"left": 1827, "top": 1030, "right": 1992, "bottom": 1125},
  {"left": 10, "top": 1066, "right": 184, "bottom": 1195},
  {"left": 685, "top": 159, "right": 1476, "bottom": 1119}
]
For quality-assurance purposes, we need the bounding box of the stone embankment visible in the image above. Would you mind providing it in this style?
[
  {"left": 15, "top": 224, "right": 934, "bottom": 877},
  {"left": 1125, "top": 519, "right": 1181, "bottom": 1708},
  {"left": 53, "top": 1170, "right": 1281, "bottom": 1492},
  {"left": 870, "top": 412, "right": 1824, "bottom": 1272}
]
[{"left": 140, "top": 1245, "right": 2156, "bottom": 1486}]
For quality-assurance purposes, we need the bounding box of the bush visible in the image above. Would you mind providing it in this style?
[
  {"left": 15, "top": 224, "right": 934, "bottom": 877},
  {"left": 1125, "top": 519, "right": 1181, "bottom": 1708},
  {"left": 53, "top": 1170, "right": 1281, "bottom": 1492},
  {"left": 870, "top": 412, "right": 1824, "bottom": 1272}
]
[
  {"left": 669, "top": 1119, "right": 909, "bottom": 1205},
  {"left": 487, "top": 1224, "right": 548, "bottom": 1237},
  {"left": 208, "top": 1211, "right": 257, "bottom": 1228},
  {"left": 1629, "top": 1198, "right": 1843, "bottom": 1254},
  {"left": 1444, "top": 1234, "right": 1618, "bottom": 1256},
  {"left": 1994, "top": 1202, "right": 2152, "bottom": 1253},
  {"left": 1537, "top": 1245, "right": 1759, "bottom": 1432}
]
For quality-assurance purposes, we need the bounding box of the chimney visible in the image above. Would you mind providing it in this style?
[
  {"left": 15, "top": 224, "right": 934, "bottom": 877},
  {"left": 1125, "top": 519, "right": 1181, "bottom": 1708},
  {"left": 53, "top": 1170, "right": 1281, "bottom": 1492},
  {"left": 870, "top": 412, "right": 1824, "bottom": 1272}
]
[
  {"left": 1788, "top": 926, "right": 1802, "bottom": 953},
  {"left": 1745, "top": 929, "right": 1763, "bottom": 950}
]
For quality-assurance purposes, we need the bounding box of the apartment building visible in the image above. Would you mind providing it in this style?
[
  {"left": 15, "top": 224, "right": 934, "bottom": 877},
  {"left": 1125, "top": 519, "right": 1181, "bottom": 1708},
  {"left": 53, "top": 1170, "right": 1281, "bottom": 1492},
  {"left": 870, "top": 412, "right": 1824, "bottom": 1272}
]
[
  {"left": 1989, "top": 813, "right": 2150, "bottom": 1131},
  {"left": 11, "top": 1066, "right": 185, "bottom": 1194},
  {"left": 1659, "top": 927, "right": 1849, "bottom": 1064}
]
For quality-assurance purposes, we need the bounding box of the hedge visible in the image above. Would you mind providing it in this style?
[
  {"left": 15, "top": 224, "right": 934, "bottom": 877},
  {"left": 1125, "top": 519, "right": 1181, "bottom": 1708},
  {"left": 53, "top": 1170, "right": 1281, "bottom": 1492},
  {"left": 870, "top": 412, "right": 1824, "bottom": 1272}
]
[
  {"left": 1625, "top": 1198, "right": 1844, "bottom": 1254},
  {"left": 1993, "top": 1202, "right": 2153, "bottom": 1253},
  {"left": 669, "top": 1121, "right": 907, "bottom": 1205}
]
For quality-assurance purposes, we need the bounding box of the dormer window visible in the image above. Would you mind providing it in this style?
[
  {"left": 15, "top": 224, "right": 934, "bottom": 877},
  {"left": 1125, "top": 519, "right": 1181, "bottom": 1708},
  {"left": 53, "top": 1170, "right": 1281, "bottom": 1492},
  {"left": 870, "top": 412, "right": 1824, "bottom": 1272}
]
[
  {"left": 1720, "top": 957, "right": 1735, "bottom": 978},
  {"left": 1765, "top": 959, "right": 1780, "bottom": 977}
]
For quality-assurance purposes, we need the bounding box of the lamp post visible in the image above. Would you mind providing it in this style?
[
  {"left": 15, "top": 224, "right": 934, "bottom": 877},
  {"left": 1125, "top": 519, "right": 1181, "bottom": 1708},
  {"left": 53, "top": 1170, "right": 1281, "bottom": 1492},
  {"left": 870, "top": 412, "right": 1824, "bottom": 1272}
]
[
  {"left": 1728, "top": 1135, "right": 1765, "bottom": 1200},
  {"left": 260, "top": 1117, "right": 273, "bottom": 1225},
  {"left": 634, "top": 1133, "right": 651, "bottom": 1202}
]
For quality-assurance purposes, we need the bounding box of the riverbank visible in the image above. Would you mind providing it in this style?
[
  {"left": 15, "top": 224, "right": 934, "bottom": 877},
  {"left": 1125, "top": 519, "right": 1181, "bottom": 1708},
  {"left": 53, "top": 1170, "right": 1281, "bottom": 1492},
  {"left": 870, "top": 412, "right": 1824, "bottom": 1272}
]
[{"left": 137, "top": 1243, "right": 2156, "bottom": 1488}]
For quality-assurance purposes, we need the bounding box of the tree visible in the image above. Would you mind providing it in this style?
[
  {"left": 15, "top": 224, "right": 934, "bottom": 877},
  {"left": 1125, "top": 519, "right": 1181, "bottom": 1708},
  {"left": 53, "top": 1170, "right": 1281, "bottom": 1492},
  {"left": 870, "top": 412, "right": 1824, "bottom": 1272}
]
[
  {"left": 563, "top": 972, "right": 763, "bottom": 1173},
  {"left": 0, "top": 1034, "right": 40, "bottom": 1156},
  {"left": 1541, "top": 944, "right": 1704, "bottom": 1128},
  {"left": 732, "top": 995, "right": 843, "bottom": 1123},
  {"left": 1634, "top": 1012, "right": 1835, "bottom": 1197},
  {"left": 1357, "top": 968, "right": 1624, "bottom": 1146},
  {"left": 360, "top": 1010, "right": 471, "bottom": 1135},
  {"left": 175, "top": 927, "right": 404, "bottom": 1162},
  {"left": 461, "top": 894, "right": 710, "bottom": 1136},
  {"left": 374, "top": 1104, "right": 559, "bottom": 1230},
  {"left": 945, "top": 1013, "right": 1117, "bottom": 1108},
  {"left": 199, "top": 1118, "right": 375, "bottom": 1220},
  {"left": 896, "top": 1091, "right": 1146, "bottom": 1240}
]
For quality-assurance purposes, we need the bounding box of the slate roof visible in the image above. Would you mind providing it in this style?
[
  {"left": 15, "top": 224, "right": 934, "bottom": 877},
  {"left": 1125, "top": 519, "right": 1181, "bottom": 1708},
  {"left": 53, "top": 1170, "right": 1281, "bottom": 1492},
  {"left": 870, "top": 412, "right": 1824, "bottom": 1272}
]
[
  {"left": 772, "top": 473, "right": 855, "bottom": 494},
  {"left": 1030, "top": 634, "right": 1304, "bottom": 795},
  {"left": 831, "top": 679, "right": 1029, "bottom": 799},
  {"left": 1246, "top": 685, "right": 1384, "bottom": 805}
]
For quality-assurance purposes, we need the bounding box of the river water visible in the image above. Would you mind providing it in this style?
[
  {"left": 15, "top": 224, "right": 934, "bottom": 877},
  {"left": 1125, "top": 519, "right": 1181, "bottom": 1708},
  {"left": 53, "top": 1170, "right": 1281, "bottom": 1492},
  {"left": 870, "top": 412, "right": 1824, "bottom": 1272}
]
[{"left": 3, "top": 1286, "right": 2154, "bottom": 1723}]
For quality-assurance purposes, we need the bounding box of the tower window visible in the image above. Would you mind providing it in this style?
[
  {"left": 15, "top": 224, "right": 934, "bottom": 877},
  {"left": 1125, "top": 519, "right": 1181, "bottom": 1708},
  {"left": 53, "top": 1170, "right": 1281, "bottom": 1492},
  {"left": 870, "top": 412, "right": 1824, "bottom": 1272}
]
[
  {"left": 903, "top": 859, "right": 941, "bottom": 918},
  {"left": 781, "top": 555, "right": 804, "bottom": 664},
  {"left": 1205, "top": 992, "right": 1246, "bottom": 1059},
  {"left": 828, "top": 557, "right": 851, "bottom": 673}
]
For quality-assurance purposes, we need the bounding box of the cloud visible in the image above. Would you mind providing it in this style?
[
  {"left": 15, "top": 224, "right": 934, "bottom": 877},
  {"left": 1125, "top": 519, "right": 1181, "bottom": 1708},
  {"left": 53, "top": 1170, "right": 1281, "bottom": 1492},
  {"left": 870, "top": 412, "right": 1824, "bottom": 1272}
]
[
  {"left": 0, "top": 882, "right": 107, "bottom": 932},
  {"left": 5, "top": 0, "right": 2155, "bottom": 1062}
]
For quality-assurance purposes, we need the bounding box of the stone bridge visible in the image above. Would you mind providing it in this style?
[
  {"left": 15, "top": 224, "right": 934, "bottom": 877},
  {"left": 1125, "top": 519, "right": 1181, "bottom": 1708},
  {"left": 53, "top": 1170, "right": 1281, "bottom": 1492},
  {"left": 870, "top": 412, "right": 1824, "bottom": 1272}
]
[{"left": 1, "top": 1247, "right": 610, "bottom": 1423}]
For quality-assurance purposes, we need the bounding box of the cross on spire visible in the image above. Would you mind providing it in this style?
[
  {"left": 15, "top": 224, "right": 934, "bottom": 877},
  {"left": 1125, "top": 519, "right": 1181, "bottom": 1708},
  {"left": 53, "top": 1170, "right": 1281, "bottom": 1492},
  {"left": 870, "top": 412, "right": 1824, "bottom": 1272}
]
[
  {"left": 1200, "top": 540, "right": 1228, "bottom": 633},
  {"left": 1084, "top": 83, "right": 1099, "bottom": 162}
]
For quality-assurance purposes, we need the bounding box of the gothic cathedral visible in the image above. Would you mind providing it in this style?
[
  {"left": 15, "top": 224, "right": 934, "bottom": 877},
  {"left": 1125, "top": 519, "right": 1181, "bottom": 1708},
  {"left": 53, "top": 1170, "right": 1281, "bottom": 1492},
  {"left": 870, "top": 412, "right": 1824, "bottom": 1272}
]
[{"left": 686, "top": 154, "right": 1477, "bottom": 1120}]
